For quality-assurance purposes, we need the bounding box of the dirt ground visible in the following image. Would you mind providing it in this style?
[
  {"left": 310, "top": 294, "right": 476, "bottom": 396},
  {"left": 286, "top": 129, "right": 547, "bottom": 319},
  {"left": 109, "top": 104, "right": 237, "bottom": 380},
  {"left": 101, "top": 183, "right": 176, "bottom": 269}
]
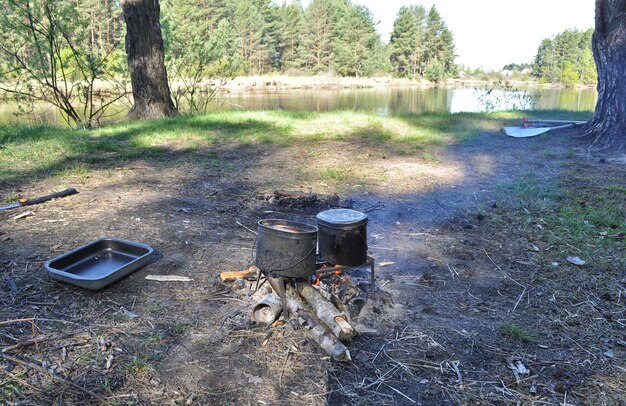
[{"left": 1, "top": 127, "right": 624, "bottom": 405}]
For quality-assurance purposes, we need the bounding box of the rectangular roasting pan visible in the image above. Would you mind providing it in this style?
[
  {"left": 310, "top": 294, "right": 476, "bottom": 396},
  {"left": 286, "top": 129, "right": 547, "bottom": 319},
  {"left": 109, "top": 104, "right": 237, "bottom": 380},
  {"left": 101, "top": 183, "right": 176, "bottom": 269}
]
[{"left": 44, "top": 238, "right": 154, "bottom": 290}]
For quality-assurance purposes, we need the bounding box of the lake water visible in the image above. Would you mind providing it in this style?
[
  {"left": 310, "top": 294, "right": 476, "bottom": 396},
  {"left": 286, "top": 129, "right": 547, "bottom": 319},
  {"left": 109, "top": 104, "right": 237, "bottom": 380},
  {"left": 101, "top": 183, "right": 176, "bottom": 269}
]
[{"left": 0, "top": 86, "right": 597, "bottom": 126}]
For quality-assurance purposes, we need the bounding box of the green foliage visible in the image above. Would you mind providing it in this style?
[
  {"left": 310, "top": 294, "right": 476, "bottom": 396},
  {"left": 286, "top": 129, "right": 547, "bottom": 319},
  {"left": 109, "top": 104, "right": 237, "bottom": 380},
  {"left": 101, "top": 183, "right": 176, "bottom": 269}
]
[
  {"left": 0, "top": 0, "right": 127, "bottom": 128},
  {"left": 502, "top": 63, "right": 531, "bottom": 72},
  {"left": 389, "top": 4, "right": 456, "bottom": 79},
  {"left": 277, "top": 1, "right": 306, "bottom": 73},
  {"left": 332, "top": 4, "right": 380, "bottom": 77},
  {"left": 302, "top": 0, "right": 335, "bottom": 73},
  {"left": 161, "top": 0, "right": 244, "bottom": 113},
  {"left": 389, "top": 6, "right": 422, "bottom": 77},
  {"left": 0, "top": 0, "right": 462, "bottom": 94},
  {"left": 533, "top": 28, "right": 596, "bottom": 85},
  {"left": 560, "top": 61, "right": 580, "bottom": 85},
  {"left": 424, "top": 58, "right": 444, "bottom": 82}
]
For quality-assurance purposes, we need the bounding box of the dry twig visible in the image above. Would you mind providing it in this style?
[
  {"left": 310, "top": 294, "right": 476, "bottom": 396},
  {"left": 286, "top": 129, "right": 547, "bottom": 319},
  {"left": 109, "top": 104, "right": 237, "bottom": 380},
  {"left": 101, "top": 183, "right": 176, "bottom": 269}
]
[{"left": 0, "top": 353, "right": 108, "bottom": 405}]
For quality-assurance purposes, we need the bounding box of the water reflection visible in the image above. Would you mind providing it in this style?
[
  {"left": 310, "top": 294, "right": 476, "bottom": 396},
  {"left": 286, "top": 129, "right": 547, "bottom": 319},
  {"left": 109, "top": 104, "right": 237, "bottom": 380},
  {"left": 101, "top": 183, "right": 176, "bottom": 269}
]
[
  {"left": 0, "top": 86, "right": 597, "bottom": 126},
  {"left": 216, "top": 86, "right": 596, "bottom": 115}
]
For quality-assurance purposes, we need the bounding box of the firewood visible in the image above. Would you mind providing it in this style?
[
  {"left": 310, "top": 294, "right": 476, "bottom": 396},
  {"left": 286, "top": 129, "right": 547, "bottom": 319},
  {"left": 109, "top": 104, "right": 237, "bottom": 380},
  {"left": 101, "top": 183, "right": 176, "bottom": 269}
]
[
  {"left": 273, "top": 190, "right": 313, "bottom": 199},
  {"left": 252, "top": 294, "right": 283, "bottom": 325},
  {"left": 219, "top": 266, "right": 259, "bottom": 282},
  {"left": 296, "top": 282, "right": 355, "bottom": 341},
  {"left": 285, "top": 285, "right": 351, "bottom": 362}
]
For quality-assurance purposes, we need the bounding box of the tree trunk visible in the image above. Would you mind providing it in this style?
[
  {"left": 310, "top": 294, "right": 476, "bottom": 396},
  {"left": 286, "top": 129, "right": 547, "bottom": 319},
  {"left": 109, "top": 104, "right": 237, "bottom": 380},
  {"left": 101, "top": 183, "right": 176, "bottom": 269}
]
[
  {"left": 586, "top": 0, "right": 626, "bottom": 153},
  {"left": 122, "top": 0, "right": 177, "bottom": 119}
]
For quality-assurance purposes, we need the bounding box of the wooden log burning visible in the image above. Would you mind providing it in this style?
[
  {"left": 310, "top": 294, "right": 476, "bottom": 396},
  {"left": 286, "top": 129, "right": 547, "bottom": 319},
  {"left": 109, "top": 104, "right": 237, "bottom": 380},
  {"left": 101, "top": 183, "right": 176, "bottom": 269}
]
[
  {"left": 296, "top": 282, "right": 355, "bottom": 341},
  {"left": 285, "top": 285, "right": 352, "bottom": 362}
]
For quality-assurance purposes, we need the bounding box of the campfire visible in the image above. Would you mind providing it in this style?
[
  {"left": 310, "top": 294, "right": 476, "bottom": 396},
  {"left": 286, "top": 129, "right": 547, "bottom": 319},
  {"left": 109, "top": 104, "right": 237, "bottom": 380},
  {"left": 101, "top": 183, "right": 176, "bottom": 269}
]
[
  {"left": 222, "top": 207, "right": 383, "bottom": 362},
  {"left": 246, "top": 259, "right": 376, "bottom": 362}
]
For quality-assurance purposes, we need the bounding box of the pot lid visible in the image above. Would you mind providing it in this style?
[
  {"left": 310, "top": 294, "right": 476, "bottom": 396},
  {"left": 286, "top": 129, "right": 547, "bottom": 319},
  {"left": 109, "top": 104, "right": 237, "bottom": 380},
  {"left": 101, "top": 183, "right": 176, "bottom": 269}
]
[{"left": 316, "top": 209, "right": 368, "bottom": 227}]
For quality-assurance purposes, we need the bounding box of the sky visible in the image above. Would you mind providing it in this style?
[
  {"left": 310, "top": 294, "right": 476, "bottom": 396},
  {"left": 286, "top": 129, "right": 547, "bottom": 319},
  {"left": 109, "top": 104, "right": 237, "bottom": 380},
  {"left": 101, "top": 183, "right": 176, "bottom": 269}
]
[{"left": 298, "top": 0, "right": 595, "bottom": 71}]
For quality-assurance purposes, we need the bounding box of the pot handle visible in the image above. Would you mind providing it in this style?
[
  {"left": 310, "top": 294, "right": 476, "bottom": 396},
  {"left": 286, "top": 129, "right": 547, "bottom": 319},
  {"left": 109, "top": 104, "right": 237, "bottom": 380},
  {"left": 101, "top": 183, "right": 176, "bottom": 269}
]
[{"left": 254, "top": 240, "right": 317, "bottom": 273}]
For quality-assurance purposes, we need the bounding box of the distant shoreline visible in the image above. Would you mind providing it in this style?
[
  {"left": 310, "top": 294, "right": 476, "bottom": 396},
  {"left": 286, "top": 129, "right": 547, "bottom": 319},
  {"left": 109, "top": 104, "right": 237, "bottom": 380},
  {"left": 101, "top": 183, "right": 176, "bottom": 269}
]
[
  {"left": 220, "top": 75, "right": 596, "bottom": 93},
  {"left": 0, "top": 75, "right": 596, "bottom": 102}
]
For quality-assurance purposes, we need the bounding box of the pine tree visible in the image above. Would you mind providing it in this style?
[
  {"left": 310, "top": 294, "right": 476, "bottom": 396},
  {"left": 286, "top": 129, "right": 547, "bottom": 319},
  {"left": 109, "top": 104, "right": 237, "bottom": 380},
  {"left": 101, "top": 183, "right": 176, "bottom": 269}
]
[
  {"left": 408, "top": 5, "right": 427, "bottom": 76},
  {"left": 390, "top": 4, "right": 454, "bottom": 79},
  {"left": 302, "top": 0, "right": 334, "bottom": 73},
  {"left": 332, "top": 4, "right": 380, "bottom": 76},
  {"left": 389, "top": 7, "right": 418, "bottom": 77},
  {"left": 231, "top": 0, "right": 266, "bottom": 73},
  {"left": 277, "top": 1, "right": 306, "bottom": 73},
  {"left": 423, "top": 6, "right": 455, "bottom": 78}
]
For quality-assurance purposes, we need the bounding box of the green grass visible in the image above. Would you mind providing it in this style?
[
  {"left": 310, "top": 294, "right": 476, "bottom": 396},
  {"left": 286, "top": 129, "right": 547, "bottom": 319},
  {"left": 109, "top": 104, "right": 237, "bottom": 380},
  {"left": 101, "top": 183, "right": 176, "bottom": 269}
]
[
  {"left": 143, "top": 332, "right": 164, "bottom": 345},
  {"left": 125, "top": 356, "right": 152, "bottom": 374},
  {"left": 106, "top": 312, "right": 130, "bottom": 323},
  {"left": 147, "top": 303, "right": 165, "bottom": 315},
  {"left": 0, "top": 109, "right": 590, "bottom": 191},
  {"left": 320, "top": 167, "right": 348, "bottom": 181},
  {"left": 548, "top": 178, "right": 626, "bottom": 253},
  {"left": 172, "top": 322, "right": 190, "bottom": 335},
  {"left": 0, "top": 365, "right": 24, "bottom": 398},
  {"left": 499, "top": 323, "right": 536, "bottom": 343},
  {"left": 497, "top": 166, "right": 625, "bottom": 268}
]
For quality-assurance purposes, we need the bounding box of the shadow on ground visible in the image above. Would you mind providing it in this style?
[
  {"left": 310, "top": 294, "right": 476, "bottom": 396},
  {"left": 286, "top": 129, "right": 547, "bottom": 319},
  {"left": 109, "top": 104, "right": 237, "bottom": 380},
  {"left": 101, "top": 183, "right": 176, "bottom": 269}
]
[{"left": 1, "top": 116, "right": 623, "bottom": 405}]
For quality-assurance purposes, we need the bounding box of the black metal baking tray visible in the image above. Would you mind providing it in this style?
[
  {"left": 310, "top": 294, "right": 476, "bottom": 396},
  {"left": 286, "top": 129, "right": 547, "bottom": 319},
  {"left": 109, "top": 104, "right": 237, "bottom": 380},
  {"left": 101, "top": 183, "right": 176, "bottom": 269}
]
[{"left": 44, "top": 238, "right": 154, "bottom": 290}]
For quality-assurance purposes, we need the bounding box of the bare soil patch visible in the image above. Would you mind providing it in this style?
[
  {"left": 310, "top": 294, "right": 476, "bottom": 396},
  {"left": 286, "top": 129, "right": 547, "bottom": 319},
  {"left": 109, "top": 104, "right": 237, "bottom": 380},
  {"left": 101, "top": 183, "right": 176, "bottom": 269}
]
[{"left": 1, "top": 129, "right": 624, "bottom": 405}]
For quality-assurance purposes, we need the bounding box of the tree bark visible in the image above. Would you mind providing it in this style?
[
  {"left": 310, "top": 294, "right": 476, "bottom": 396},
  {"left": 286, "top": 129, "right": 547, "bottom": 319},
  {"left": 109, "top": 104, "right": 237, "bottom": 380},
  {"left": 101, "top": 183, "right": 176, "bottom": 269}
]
[
  {"left": 122, "top": 0, "right": 177, "bottom": 119},
  {"left": 586, "top": 0, "right": 626, "bottom": 153}
]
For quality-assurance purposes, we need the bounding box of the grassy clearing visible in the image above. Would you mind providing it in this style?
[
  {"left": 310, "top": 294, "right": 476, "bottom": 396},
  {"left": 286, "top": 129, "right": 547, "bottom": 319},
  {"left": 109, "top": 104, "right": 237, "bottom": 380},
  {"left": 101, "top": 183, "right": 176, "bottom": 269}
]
[
  {"left": 499, "top": 166, "right": 625, "bottom": 268},
  {"left": 0, "top": 109, "right": 588, "bottom": 191}
]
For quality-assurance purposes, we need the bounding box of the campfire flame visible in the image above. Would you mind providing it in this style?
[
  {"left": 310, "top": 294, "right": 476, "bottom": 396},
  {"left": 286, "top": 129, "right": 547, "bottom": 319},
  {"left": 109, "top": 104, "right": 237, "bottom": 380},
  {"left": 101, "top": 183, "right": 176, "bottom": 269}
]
[
  {"left": 311, "top": 270, "right": 346, "bottom": 290},
  {"left": 312, "top": 273, "right": 322, "bottom": 286},
  {"left": 331, "top": 271, "right": 344, "bottom": 290}
]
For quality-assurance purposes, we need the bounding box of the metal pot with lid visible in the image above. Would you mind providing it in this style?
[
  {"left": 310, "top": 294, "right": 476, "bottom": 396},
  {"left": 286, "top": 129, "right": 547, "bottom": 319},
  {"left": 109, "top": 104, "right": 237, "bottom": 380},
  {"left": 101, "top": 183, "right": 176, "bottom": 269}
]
[{"left": 316, "top": 209, "right": 368, "bottom": 266}]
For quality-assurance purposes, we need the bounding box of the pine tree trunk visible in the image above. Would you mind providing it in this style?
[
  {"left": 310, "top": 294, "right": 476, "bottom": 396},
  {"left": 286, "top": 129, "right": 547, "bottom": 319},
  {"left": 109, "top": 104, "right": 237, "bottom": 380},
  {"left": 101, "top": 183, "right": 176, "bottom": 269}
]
[
  {"left": 122, "top": 0, "right": 177, "bottom": 119},
  {"left": 586, "top": 0, "right": 626, "bottom": 153}
]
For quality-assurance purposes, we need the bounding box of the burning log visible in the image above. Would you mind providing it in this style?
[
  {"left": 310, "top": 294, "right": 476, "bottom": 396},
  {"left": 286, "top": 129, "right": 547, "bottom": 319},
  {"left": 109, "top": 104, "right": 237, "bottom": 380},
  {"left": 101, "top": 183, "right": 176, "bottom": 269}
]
[
  {"left": 296, "top": 282, "right": 355, "bottom": 341},
  {"left": 285, "top": 285, "right": 351, "bottom": 362},
  {"left": 252, "top": 294, "right": 283, "bottom": 325}
]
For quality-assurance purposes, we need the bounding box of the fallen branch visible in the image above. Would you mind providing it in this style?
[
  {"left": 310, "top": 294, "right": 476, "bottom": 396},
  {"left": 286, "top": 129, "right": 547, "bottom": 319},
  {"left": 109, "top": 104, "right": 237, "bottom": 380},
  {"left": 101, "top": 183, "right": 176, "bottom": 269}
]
[
  {"left": 285, "top": 285, "right": 351, "bottom": 362},
  {"left": 382, "top": 382, "right": 416, "bottom": 404},
  {"left": 296, "top": 282, "right": 355, "bottom": 341},
  {"left": 2, "top": 330, "right": 90, "bottom": 353},
  {"left": 0, "top": 353, "right": 108, "bottom": 404},
  {"left": 145, "top": 275, "right": 192, "bottom": 282},
  {"left": 0, "top": 367, "right": 44, "bottom": 393},
  {"left": 13, "top": 211, "right": 34, "bottom": 220}
]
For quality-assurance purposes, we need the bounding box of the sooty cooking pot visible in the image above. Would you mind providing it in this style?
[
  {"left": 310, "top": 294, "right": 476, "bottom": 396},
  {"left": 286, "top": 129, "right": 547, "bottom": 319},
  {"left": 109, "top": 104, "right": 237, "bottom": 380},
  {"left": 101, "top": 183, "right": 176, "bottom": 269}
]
[
  {"left": 255, "top": 219, "right": 318, "bottom": 278},
  {"left": 316, "top": 209, "right": 368, "bottom": 266}
]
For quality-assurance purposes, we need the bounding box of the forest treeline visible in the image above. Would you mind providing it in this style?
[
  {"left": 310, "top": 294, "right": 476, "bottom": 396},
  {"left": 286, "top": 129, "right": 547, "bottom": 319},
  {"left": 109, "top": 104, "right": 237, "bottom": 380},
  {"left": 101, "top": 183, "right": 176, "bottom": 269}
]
[
  {"left": 162, "top": 0, "right": 457, "bottom": 82},
  {"left": 0, "top": 0, "right": 457, "bottom": 83},
  {"left": 533, "top": 28, "right": 596, "bottom": 85},
  {"left": 0, "top": 0, "right": 596, "bottom": 85}
]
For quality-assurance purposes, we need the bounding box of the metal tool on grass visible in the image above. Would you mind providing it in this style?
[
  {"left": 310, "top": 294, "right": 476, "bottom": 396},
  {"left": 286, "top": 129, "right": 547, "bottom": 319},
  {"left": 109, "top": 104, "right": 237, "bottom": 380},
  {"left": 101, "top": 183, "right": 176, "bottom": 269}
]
[{"left": 0, "top": 188, "right": 78, "bottom": 211}]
